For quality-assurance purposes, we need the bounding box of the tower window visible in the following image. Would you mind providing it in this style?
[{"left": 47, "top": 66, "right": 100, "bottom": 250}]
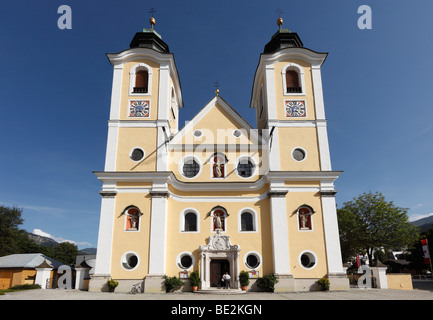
[
  {"left": 286, "top": 70, "right": 301, "bottom": 93},
  {"left": 134, "top": 70, "right": 149, "bottom": 93},
  {"left": 240, "top": 212, "right": 254, "bottom": 231}
]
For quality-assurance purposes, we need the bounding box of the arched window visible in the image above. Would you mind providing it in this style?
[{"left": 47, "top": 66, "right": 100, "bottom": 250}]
[
  {"left": 129, "top": 63, "right": 152, "bottom": 95},
  {"left": 286, "top": 70, "right": 301, "bottom": 93},
  {"left": 184, "top": 212, "right": 197, "bottom": 232},
  {"left": 134, "top": 70, "right": 148, "bottom": 93},
  {"left": 282, "top": 63, "right": 305, "bottom": 95},
  {"left": 124, "top": 206, "right": 141, "bottom": 231},
  {"left": 211, "top": 153, "right": 228, "bottom": 178},
  {"left": 240, "top": 212, "right": 253, "bottom": 231}
]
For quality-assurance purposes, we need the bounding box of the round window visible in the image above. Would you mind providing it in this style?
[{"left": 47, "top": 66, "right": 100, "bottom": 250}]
[
  {"left": 193, "top": 130, "right": 203, "bottom": 137},
  {"left": 246, "top": 254, "right": 259, "bottom": 269},
  {"left": 237, "top": 158, "right": 254, "bottom": 178},
  {"left": 180, "top": 255, "right": 193, "bottom": 269},
  {"left": 300, "top": 251, "right": 316, "bottom": 269},
  {"left": 182, "top": 158, "right": 200, "bottom": 178},
  {"left": 130, "top": 148, "right": 145, "bottom": 161},
  {"left": 121, "top": 252, "right": 139, "bottom": 270},
  {"left": 292, "top": 148, "right": 306, "bottom": 161}
]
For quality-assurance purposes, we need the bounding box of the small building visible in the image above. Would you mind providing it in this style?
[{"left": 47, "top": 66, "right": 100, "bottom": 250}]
[{"left": 0, "top": 253, "right": 63, "bottom": 289}]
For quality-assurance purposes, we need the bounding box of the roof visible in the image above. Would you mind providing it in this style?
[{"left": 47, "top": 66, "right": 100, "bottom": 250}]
[{"left": 0, "top": 253, "right": 64, "bottom": 269}]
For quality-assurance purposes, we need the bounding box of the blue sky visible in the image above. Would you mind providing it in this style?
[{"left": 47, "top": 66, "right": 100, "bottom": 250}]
[{"left": 1, "top": 1, "right": 432, "bottom": 249}]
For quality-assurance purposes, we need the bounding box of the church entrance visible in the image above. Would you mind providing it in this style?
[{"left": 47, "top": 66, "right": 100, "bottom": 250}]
[{"left": 210, "top": 259, "right": 229, "bottom": 287}]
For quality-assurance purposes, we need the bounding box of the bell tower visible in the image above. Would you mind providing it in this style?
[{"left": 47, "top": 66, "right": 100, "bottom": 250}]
[
  {"left": 250, "top": 17, "right": 349, "bottom": 291},
  {"left": 89, "top": 16, "right": 183, "bottom": 291}
]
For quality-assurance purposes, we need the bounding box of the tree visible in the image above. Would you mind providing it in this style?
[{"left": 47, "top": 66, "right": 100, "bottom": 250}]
[
  {"left": 52, "top": 242, "right": 78, "bottom": 265},
  {"left": 0, "top": 205, "right": 40, "bottom": 256},
  {"left": 337, "top": 191, "right": 419, "bottom": 265}
]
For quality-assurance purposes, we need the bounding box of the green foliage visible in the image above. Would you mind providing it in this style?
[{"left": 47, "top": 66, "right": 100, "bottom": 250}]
[
  {"left": 256, "top": 274, "right": 278, "bottom": 292},
  {"left": 189, "top": 271, "right": 200, "bottom": 286},
  {"left": 164, "top": 275, "right": 184, "bottom": 292},
  {"left": 239, "top": 270, "right": 250, "bottom": 286},
  {"left": 337, "top": 191, "right": 420, "bottom": 264},
  {"left": 106, "top": 279, "right": 119, "bottom": 289},
  {"left": 51, "top": 242, "right": 78, "bottom": 265},
  {"left": 9, "top": 284, "right": 41, "bottom": 290},
  {"left": 318, "top": 277, "right": 330, "bottom": 291}
]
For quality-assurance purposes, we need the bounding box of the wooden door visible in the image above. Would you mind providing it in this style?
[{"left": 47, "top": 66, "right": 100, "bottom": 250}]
[{"left": 210, "top": 260, "right": 221, "bottom": 287}]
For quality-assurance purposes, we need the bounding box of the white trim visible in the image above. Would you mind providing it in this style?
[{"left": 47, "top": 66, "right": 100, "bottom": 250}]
[
  {"left": 238, "top": 208, "right": 258, "bottom": 233},
  {"left": 299, "top": 250, "right": 318, "bottom": 270},
  {"left": 291, "top": 147, "right": 307, "bottom": 163},
  {"left": 148, "top": 193, "right": 168, "bottom": 275},
  {"left": 176, "top": 251, "right": 195, "bottom": 271},
  {"left": 129, "top": 147, "right": 145, "bottom": 162},
  {"left": 120, "top": 251, "right": 140, "bottom": 271},
  {"left": 282, "top": 63, "right": 305, "bottom": 96},
  {"left": 129, "top": 63, "right": 152, "bottom": 96},
  {"left": 178, "top": 155, "right": 202, "bottom": 180},
  {"left": 244, "top": 251, "right": 262, "bottom": 270},
  {"left": 179, "top": 208, "right": 200, "bottom": 233}
]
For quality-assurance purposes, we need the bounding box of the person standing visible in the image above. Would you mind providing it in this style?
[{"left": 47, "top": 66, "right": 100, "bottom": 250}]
[{"left": 222, "top": 272, "right": 231, "bottom": 289}]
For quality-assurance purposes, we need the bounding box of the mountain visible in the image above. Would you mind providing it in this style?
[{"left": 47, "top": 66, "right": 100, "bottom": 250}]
[
  {"left": 78, "top": 248, "right": 97, "bottom": 255},
  {"left": 411, "top": 215, "right": 433, "bottom": 232},
  {"left": 27, "top": 232, "right": 59, "bottom": 247}
]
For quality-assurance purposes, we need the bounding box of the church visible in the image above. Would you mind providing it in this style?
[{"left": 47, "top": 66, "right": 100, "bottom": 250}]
[{"left": 88, "top": 16, "right": 349, "bottom": 293}]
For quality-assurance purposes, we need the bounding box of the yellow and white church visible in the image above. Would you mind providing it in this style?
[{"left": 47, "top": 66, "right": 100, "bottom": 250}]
[{"left": 89, "top": 17, "right": 349, "bottom": 293}]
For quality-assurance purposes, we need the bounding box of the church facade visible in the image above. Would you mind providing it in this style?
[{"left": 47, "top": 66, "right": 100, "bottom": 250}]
[{"left": 89, "top": 18, "right": 349, "bottom": 293}]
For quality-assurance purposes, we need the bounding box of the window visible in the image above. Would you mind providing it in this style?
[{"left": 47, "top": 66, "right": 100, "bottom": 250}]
[
  {"left": 177, "top": 252, "right": 195, "bottom": 270},
  {"left": 211, "top": 153, "right": 227, "bottom": 178},
  {"left": 285, "top": 70, "right": 301, "bottom": 93},
  {"left": 292, "top": 147, "right": 306, "bottom": 162},
  {"left": 121, "top": 252, "right": 140, "bottom": 271},
  {"left": 236, "top": 158, "right": 255, "bottom": 178},
  {"left": 134, "top": 70, "right": 148, "bottom": 93},
  {"left": 182, "top": 157, "right": 200, "bottom": 178},
  {"left": 130, "top": 147, "right": 145, "bottom": 162},
  {"left": 299, "top": 251, "right": 317, "bottom": 269},
  {"left": 184, "top": 212, "right": 197, "bottom": 232},
  {"left": 282, "top": 63, "right": 305, "bottom": 95},
  {"left": 244, "top": 251, "right": 262, "bottom": 270},
  {"left": 124, "top": 206, "right": 141, "bottom": 231},
  {"left": 129, "top": 63, "right": 152, "bottom": 95},
  {"left": 241, "top": 212, "right": 253, "bottom": 231}
]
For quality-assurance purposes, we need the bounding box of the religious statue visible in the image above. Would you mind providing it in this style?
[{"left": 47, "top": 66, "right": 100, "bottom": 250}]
[
  {"left": 215, "top": 215, "right": 222, "bottom": 230},
  {"left": 214, "top": 160, "right": 223, "bottom": 178}
]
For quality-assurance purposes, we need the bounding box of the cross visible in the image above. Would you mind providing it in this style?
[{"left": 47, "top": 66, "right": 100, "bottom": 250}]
[
  {"left": 276, "top": 8, "right": 283, "bottom": 18},
  {"left": 149, "top": 8, "right": 156, "bottom": 16},
  {"left": 214, "top": 81, "right": 221, "bottom": 95}
]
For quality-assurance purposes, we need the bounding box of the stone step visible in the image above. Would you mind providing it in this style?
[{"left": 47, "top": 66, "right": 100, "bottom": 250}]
[{"left": 194, "top": 288, "right": 246, "bottom": 295}]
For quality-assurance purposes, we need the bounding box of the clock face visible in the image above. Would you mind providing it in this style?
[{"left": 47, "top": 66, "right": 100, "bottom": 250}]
[
  {"left": 285, "top": 100, "right": 306, "bottom": 118},
  {"left": 129, "top": 100, "right": 150, "bottom": 118}
]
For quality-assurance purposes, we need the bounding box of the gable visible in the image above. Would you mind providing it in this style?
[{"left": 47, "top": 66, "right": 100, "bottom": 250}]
[{"left": 169, "top": 95, "right": 262, "bottom": 148}]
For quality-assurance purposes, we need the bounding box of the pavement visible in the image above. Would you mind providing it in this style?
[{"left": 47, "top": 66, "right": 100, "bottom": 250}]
[{"left": 1, "top": 287, "right": 433, "bottom": 300}]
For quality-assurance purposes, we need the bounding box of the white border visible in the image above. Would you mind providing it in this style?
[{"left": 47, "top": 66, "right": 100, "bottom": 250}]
[
  {"left": 179, "top": 155, "right": 202, "bottom": 180},
  {"left": 244, "top": 251, "right": 262, "bottom": 270},
  {"left": 298, "top": 250, "right": 318, "bottom": 270},
  {"left": 291, "top": 146, "right": 307, "bottom": 162},
  {"left": 176, "top": 251, "right": 195, "bottom": 271},
  {"left": 237, "top": 208, "right": 258, "bottom": 233},
  {"left": 129, "top": 63, "right": 152, "bottom": 96},
  {"left": 120, "top": 251, "right": 140, "bottom": 271},
  {"left": 282, "top": 63, "right": 305, "bottom": 96},
  {"left": 179, "top": 208, "right": 200, "bottom": 233},
  {"left": 129, "top": 147, "right": 146, "bottom": 162}
]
